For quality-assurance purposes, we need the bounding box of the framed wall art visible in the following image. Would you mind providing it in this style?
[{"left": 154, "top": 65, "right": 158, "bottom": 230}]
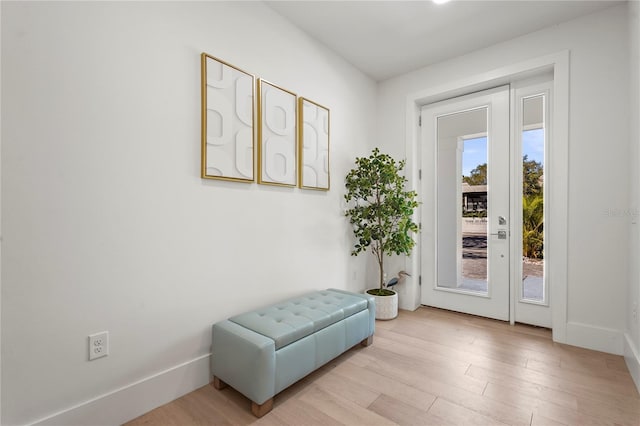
[
  {"left": 201, "top": 53, "right": 255, "bottom": 182},
  {"left": 298, "top": 98, "right": 330, "bottom": 190},
  {"left": 257, "top": 79, "right": 298, "bottom": 187}
]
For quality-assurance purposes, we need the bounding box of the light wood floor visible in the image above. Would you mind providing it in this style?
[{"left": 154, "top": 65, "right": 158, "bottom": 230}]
[{"left": 125, "top": 307, "right": 640, "bottom": 426}]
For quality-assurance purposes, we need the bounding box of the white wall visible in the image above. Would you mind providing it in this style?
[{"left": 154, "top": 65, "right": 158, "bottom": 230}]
[
  {"left": 626, "top": 0, "right": 640, "bottom": 390},
  {"left": 0, "top": 2, "right": 376, "bottom": 425},
  {"left": 377, "top": 4, "right": 629, "bottom": 353}
]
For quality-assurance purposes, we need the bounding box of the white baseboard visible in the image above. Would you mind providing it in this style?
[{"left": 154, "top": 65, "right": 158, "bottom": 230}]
[
  {"left": 30, "top": 354, "right": 211, "bottom": 426},
  {"left": 624, "top": 333, "right": 640, "bottom": 393},
  {"left": 565, "top": 321, "right": 624, "bottom": 355}
]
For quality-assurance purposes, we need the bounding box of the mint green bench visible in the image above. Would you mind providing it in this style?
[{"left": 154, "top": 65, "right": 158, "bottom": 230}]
[{"left": 211, "top": 289, "right": 375, "bottom": 417}]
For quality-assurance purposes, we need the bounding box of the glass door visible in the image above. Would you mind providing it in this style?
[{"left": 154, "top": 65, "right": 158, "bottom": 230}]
[
  {"left": 420, "top": 86, "right": 510, "bottom": 321},
  {"left": 513, "top": 80, "right": 551, "bottom": 327}
]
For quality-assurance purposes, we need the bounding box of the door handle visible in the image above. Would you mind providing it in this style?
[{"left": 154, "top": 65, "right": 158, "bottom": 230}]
[{"left": 490, "top": 230, "right": 508, "bottom": 239}]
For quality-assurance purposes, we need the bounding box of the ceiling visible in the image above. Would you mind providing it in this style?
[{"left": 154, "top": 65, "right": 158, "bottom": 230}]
[{"left": 265, "top": 0, "right": 624, "bottom": 81}]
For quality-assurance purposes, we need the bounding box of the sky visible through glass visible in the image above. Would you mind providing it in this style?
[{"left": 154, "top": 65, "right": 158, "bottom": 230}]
[{"left": 462, "top": 128, "right": 544, "bottom": 177}]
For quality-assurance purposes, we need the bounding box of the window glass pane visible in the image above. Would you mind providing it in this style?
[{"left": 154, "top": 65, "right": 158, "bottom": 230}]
[
  {"left": 521, "top": 95, "right": 544, "bottom": 302},
  {"left": 461, "top": 136, "right": 487, "bottom": 293},
  {"left": 436, "top": 108, "right": 488, "bottom": 294}
]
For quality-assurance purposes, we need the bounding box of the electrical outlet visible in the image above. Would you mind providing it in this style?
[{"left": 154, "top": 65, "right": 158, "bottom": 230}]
[{"left": 88, "top": 331, "right": 109, "bottom": 361}]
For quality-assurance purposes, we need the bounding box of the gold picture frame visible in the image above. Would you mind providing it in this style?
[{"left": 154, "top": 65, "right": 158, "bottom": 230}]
[
  {"left": 257, "top": 79, "right": 298, "bottom": 187},
  {"left": 201, "top": 53, "right": 255, "bottom": 182},
  {"left": 298, "top": 98, "right": 330, "bottom": 190}
]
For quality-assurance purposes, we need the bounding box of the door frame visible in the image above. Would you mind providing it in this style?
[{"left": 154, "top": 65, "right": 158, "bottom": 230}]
[{"left": 403, "top": 51, "right": 569, "bottom": 344}]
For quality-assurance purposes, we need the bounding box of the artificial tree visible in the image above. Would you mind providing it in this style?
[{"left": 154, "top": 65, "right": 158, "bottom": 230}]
[{"left": 344, "top": 148, "right": 419, "bottom": 296}]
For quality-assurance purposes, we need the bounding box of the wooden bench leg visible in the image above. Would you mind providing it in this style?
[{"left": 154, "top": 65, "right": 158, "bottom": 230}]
[
  {"left": 251, "top": 398, "right": 273, "bottom": 418},
  {"left": 361, "top": 335, "right": 373, "bottom": 347},
  {"left": 212, "top": 376, "right": 228, "bottom": 390}
]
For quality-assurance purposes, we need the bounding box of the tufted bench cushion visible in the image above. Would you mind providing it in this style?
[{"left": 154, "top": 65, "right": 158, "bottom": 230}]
[
  {"left": 211, "top": 288, "right": 375, "bottom": 417},
  {"left": 229, "top": 290, "right": 369, "bottom": 350}
]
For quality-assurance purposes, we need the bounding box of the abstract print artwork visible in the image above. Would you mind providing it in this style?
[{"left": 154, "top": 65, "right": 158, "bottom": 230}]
[
  {"left": 201, "top": 53, "right": 255, "bottom": 182},
  {"left": 298, "top": 98, "right": 330, "bottom": 190},
  {"left": 258, "top": 79, "right": 297, "bottom": 187}
]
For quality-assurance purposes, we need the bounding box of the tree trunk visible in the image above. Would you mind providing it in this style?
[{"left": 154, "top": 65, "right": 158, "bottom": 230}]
[{"left": 377, "top": 246, "right": 384, "bottom": 290}]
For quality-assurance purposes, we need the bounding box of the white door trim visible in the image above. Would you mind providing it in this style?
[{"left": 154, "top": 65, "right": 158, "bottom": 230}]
[{"left": 404, "top": 50, "right": 569, "bottom": 344}]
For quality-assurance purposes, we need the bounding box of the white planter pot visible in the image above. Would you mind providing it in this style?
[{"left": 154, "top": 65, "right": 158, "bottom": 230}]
[{"left": 366, "top": 289, "right": 398, "bottom": 320}]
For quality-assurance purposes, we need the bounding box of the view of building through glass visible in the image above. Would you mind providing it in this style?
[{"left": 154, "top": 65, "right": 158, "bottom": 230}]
[
  {"left": 458, "top": 96, "right": 544, "bottom": 299},
  {"left": 461, "top": 136, "right": 488, "bottom": 293}
]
